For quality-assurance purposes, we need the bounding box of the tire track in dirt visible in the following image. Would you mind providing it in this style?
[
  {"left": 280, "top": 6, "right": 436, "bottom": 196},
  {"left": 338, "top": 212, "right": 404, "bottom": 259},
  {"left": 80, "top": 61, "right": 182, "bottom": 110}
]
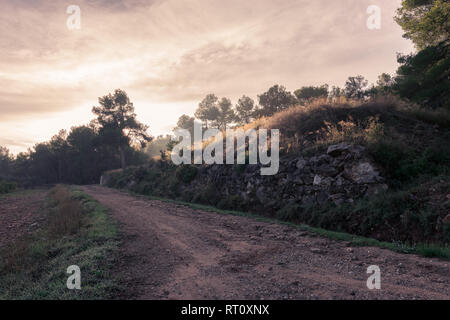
[{"left": 81, "top": 185, "right": 450, "bottom": 300}]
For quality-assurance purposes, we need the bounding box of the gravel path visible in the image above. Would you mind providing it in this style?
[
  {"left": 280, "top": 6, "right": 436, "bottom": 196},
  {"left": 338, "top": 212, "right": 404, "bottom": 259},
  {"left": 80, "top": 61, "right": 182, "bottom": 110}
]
[{"left": 81, "top": 185, "right": 450, "bottom": 300}]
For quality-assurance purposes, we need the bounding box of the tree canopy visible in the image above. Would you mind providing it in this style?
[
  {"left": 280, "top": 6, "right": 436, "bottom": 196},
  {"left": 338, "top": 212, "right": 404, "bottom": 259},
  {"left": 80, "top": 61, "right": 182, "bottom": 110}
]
[
  {"left": 344, "top": 75, "right": 369, "bottom": 99},
  {"left": 194, "top": 94, "right": 220, "bottom": 128},
  {"left": 294, "top": 85, "right": 328, "bottom": 105},
  {"left": 395, "top": 0, "right": 450, "bottom": 50},
  {"left": 235, "top": 95, "right": 256, "bottom": 125},
  {"left": 92, "top": 89, "right": 151, "bottom": 169},
  {"left": 257, "top": 85, "right": 297, "bottom": 117},
  {"left": 394, "top": 41, "right": 450, "bottom": 109}
]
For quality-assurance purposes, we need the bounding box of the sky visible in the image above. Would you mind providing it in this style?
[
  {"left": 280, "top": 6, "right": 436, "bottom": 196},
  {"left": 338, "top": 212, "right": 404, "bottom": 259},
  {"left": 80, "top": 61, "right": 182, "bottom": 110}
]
[{"left": 0, "top": 0, "right": 414, "bottom": 155}]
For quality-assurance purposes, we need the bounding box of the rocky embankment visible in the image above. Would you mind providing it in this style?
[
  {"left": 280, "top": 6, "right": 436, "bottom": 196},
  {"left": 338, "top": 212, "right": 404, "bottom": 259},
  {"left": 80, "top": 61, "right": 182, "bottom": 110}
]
[{"left": 102, "top": 143, "right": 388, "bottom": 210}]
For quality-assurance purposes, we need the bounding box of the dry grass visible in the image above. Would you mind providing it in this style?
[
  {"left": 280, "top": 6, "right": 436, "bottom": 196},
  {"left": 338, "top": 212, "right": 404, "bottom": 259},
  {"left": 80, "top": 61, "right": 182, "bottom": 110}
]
[
  {"left": 0, "top": 187, "right": 120, "bottom": 299},
  {"left": 3, "top": 237, "right": 31, "bottom": 272},
  {"left": 47, "top": 185, "right": 83, "bottom": 238}
]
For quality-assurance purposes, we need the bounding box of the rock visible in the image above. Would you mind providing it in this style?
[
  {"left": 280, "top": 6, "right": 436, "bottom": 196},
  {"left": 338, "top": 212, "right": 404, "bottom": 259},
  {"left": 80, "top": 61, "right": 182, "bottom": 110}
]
[
  {"left": 296, "top": 158, "right": 307, "bottom": 170},
  {"left": 443, "top": 214, "right": 450, "bottom": 224},
  {"left": 327, "top": 143, "right": 351, "bottom": 157},
  {"left": 313, "top": 175, "right": 322, "bottom": 185},
  {"left": 316, "top": 191, "right": 329, "bottom": 204},
  {"left": 329, "top": 193, "right": 346, "bottom": 205},
  {"left": 315, "top": 164, "right": 339, "bottom": 177},
  {"left": 348, "top": 162, "right": 381, "bottom": 184},
  {"left": 313, "top": 175, "right": 333, "bottom": 186},
  {"left": 310, "top": 154, "right": 331, "bottom": 166}
]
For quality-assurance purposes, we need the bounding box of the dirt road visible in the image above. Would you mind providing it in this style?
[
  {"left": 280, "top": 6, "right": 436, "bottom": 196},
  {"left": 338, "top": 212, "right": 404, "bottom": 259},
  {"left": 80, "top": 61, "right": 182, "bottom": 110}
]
[{"left": 81, "top": 185, "right": 449, "bottom": 300}]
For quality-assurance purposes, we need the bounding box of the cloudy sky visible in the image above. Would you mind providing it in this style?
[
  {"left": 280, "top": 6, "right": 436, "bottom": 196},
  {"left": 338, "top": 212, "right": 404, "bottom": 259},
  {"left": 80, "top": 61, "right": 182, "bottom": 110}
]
[{"left": 0, "top": 0, "right": 414, "bottom": 154}]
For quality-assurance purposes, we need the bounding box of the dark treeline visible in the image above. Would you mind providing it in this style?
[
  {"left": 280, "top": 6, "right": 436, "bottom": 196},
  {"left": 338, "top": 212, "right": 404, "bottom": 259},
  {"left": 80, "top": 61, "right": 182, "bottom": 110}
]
[
  {"left": 2, "top": 0, "right": 448, "bottom": 186},
  {"left": 0, "top": 90, "right": 150, "bottom": 186}
]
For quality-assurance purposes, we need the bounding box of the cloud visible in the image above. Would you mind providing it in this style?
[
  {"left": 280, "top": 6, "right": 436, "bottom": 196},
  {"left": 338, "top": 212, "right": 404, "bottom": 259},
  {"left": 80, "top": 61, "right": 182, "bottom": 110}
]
[{"left": 0, "top": 0, "right": 414, "bottom": 153}]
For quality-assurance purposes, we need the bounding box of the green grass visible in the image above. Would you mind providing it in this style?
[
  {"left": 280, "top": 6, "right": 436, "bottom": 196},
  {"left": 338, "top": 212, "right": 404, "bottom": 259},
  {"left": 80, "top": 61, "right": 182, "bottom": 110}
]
[
  {"left": 125, "top": 189, "right": 450, "bottom": 260},
  {"left": 0, "top": 187, "right": 121, "bottom": 300}
]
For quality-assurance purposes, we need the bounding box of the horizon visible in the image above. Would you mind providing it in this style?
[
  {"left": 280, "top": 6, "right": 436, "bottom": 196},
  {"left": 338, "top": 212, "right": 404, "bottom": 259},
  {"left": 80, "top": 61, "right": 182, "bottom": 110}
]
[{"left": 0, "top": 0, "right": 414, "bottom": 155}]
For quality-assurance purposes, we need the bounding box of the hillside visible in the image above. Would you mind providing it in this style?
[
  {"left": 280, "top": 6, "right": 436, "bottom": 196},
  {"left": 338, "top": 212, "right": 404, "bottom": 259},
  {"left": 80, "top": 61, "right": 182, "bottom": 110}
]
[{"left": 102, "top": 99, "right": 450, "bottom": 247}]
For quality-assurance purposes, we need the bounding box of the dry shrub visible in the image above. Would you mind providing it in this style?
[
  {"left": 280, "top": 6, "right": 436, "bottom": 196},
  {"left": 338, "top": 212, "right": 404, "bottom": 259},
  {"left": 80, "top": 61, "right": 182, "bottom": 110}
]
[
  {"left": 317, "top": 116, "right": 384, "bottom": 146},
  {"left": 48, "top": 186, "right": 83, "bottom": 238},
  {"left": 3, "top": 237, "right": 31, "bottom": 272}
]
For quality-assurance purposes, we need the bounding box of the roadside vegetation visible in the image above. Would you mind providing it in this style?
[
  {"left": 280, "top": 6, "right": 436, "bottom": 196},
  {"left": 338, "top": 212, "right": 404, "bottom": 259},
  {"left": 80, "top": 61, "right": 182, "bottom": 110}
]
[
  {"left": 0, "top": 185, "right": 120, "bottom": 299},
  {"left": 126, "top": 189, "right": 450, "bottom": 260},
  {"left": 103, "top": 98, "right": 450, "bottom": 252},
  {"left": 0, "top": 180, "right": 17, "bottom": 194}
]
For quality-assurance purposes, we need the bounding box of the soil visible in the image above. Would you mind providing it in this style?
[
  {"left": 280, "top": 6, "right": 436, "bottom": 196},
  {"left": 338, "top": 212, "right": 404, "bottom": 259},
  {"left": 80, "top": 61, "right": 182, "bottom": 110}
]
[
  {"left": 0, "top": 190, "right": 47, "bottom": 248},
  {"left": 80, "top": 185, "right": 450, "bottom": 300}
]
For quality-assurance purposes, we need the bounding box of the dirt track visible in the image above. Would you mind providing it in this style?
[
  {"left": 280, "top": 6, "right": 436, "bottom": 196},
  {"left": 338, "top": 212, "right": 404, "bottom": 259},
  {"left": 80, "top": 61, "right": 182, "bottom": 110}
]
[{"left": 81, "top": 185, "right": 450, "bottom": 300}]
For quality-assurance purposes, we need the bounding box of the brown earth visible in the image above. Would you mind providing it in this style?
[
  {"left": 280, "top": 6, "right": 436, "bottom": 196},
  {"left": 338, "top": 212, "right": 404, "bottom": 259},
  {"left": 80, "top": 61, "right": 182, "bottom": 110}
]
[
  {"left": 80, "top": 185, "right": 449, "bottom": 300},
  {"left": 0, "top": 190, "right": 47, "bottom": 248}
]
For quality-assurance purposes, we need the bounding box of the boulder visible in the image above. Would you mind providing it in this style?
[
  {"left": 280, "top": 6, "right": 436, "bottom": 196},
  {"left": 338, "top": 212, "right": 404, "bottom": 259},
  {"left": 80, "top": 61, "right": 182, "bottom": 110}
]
[
  {"left": 296, "top": 158, "right": 307, "bottom": 170},
  {"left": 348, "top": 162, "right": 381, "bottom": 184},
  {"left": 327, "top": 143, "right": 351, "bottom": 157}
]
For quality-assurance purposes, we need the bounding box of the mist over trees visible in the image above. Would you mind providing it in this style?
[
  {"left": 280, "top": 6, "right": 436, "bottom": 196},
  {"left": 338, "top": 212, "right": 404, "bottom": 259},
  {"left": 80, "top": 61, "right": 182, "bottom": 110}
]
[
  {"left": 1, "top": 0, "right": 447, "bottom": 187},
  {"left": 1, "top": 90, "right": 151, "bottom": 186}
]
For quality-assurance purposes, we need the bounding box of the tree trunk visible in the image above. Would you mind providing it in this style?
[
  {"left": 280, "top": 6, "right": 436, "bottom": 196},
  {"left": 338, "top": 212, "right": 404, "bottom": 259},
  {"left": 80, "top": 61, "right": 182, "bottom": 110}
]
[{"left": 119, "top": 145, "right": 126, "bottom": 169}]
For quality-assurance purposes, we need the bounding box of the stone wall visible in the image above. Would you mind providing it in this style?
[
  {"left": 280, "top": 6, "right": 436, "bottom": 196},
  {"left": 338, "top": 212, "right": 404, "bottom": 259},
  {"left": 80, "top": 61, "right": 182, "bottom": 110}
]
[{"left": 176, "top": 143, "right": 387, "bottom": 210}]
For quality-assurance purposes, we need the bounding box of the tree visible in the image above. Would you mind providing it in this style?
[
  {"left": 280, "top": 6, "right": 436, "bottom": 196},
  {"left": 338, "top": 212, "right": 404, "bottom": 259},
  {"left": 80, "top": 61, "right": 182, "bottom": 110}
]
[
  {"left": 67, "top": 125, "right": 100, "bottom": 184},
  {"left": 344, "top": 75, "right": 369, "bottom": 99},
  {"left": 395, "top": 0, "right": 449, "bottom": 50},
  {"left": 194, "top": 94, "right": 220, "bottom": 128},
  {"left": 235, "top": 95, "right": 256, "bottom": 125},
  {"left": 257, "top": 85, "right": 297, "bottom": 117},
  {"left": 92, "top": 89, "right": 152, "bottom": 169},
  {"left": 394, "top": 41, "right": 450, "bottom": 109},
  {"left": 175, "top": 114, "right": 195, "bottom": 137},
  {"left": 329, "top": 86, "right": 344, "bottom": 100},
  {"left": 0, "top": 146, "right": 12, "bottom": 177},
  {"left": 146, "top": 135, "right": 173, "bottom": 158},
  {"left": 49, "top": 130, "right": 69, "bottom": 182},
  {"left": 214, "top": 97, "right": 235, "bottom": 130},
  {"left": 294, "top": 85, "right": 328, "bottom": 105}
]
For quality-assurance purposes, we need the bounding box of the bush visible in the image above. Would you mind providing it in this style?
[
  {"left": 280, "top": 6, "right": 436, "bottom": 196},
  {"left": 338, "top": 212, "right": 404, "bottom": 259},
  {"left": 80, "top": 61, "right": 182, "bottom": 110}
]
[
  {"left": 175, "top": 165, "right": 197, "bottom": 183},
  {"left": 0, "top": 180, "right": 17, "bottom": 194},
  {"left": 217, "top": 195, "right": 245, "bottom": 211},
  {"left": 276, "top": 202, "right": 302, "bottom": 221}
]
